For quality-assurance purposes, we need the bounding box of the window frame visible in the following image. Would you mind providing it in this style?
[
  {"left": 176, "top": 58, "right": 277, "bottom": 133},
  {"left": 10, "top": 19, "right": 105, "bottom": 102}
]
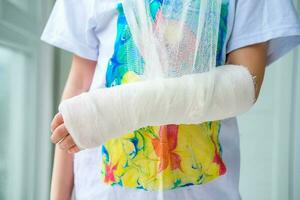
[{"left": 0, "top": 0, "right": 55, "bottom": 199}]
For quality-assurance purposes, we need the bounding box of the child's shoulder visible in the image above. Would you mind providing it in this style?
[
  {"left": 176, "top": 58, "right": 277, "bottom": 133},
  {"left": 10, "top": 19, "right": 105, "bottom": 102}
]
[
  {"left": 53, "top": 0, "right": 98, "bottom": 19},
  {"left": 55, "top": 0, "right": 96, "bottom": 9}
]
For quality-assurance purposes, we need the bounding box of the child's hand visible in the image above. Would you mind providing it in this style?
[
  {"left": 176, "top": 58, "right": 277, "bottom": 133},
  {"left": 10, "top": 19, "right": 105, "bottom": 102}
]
[{"left": 50, "top": 112, "right": 80, "bottom": 154}]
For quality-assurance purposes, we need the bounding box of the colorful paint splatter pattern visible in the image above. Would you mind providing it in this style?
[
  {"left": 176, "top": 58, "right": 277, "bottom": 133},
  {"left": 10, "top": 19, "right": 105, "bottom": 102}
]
[{"left": 101, "top": 0, "right": 229, "bottom": 191}]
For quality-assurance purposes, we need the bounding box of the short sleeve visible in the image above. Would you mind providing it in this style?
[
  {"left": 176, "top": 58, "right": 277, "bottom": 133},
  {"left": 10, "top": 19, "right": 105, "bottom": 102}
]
[
  {"left": 227, "top": 0, "right": 300, "bottom": 66},
  {"left": 40, "top": 0, "right": 99, "bottom": 61}
]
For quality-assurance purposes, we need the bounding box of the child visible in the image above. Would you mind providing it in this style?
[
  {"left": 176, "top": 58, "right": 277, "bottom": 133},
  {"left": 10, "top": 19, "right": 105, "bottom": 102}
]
[{"left": 41, "top": 0, "right": 300, "bottom": 199}]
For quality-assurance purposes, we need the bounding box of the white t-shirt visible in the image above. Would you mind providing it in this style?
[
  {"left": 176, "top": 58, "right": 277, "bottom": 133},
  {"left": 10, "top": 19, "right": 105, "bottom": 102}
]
[{"left": 41, "top": 0, "right": 300, "bottom": 199}]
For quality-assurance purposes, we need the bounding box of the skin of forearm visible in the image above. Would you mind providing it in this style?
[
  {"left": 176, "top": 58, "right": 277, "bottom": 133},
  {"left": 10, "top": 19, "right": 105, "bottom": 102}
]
[
  {"left": 50, "top": 55, "right": 96, "bottom": 200},
  {"left": 226, "top": 42, "right": 268, "bottom": 100}
]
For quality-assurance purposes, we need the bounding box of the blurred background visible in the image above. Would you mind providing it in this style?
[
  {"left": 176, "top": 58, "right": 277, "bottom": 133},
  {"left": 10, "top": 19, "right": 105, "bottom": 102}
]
[{"left": 0, "top": 0, "right": 299, "bottom": 200}]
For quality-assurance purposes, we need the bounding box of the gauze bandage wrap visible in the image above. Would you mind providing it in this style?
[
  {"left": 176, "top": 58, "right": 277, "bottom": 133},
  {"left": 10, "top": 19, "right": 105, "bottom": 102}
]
[{"left": 59, "top": 64, "right": 255, "bottom": 150}]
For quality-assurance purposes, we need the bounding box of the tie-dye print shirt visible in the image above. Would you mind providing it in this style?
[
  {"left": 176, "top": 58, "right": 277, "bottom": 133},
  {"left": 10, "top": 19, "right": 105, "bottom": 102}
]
[
  {"left": 41, "top": 0, "right": 300, "bottom": 199},
  {"left": 102, "top": 1, "right": 228, "bottom": 191}
]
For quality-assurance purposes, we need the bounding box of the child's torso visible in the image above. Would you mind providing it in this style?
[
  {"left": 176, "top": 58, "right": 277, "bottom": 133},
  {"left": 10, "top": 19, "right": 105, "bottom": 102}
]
[{"left": 73, "top": 1, "right": 241, "bottom": 199}]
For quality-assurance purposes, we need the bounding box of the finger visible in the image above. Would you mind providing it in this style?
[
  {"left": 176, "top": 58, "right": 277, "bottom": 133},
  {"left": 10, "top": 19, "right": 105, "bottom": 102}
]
[
  {"left": 51, "top": 123, "right": 69, "bottom": 144},
  {"left": 50, "top": 113, "right": 64, "bottom": 132},
  {"left": 68, "top": 145, "right": 80, "bottom": 154},
  {"left": 58, "top": 135, "right": 76, "bottom": 150}
]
